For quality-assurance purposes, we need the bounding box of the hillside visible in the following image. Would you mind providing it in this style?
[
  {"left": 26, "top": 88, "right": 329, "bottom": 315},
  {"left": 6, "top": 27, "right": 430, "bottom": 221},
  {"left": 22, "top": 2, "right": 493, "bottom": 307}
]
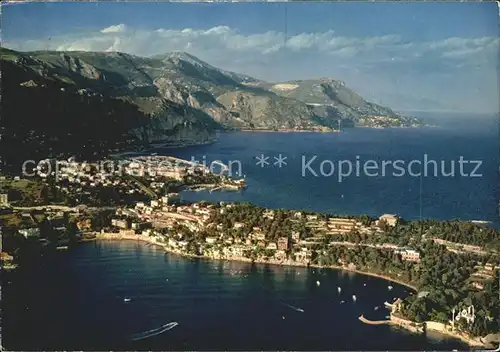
[{"left": 0, "top": 47, "right": 422, "bottom": 169}]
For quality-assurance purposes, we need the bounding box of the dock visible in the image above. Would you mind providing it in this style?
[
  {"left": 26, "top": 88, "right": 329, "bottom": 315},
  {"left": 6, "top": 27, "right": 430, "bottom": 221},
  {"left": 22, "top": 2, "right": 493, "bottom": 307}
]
[{"left": 359, "top": 315, "right": 391, "bottom": 325}]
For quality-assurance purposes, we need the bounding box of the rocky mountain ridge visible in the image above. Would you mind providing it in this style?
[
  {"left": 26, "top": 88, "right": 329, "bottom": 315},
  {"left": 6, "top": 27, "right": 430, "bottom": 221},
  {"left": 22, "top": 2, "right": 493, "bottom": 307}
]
[{"left": 1, "top": 47, "right": 422, "bottom": 169}]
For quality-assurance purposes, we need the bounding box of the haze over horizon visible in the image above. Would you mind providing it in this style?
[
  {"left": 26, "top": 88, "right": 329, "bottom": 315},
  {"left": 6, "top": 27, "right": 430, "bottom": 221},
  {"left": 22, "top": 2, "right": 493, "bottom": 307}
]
[{"left": 3, "top": 1, "right": 499, "bottom": 113}]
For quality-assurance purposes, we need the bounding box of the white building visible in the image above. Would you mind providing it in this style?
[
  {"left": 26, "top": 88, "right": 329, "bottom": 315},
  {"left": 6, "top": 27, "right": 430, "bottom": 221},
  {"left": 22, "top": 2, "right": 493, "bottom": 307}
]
[
  {"left": 18, "top": 228, "right": 41, "bottom": 238},
  {"left": 0, "top": 193, "right": 9, "bottom": 207},
  {"left": 378, "top": 214, "right": 399, "bottom": 227},
  {"left": 205, "top": 237, "right": 217, "bottom": 244}
]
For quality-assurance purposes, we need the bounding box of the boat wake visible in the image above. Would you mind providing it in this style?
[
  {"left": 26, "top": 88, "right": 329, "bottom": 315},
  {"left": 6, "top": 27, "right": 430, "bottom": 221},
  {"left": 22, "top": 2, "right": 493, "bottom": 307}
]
[
  {"left": 130, "top": 322, "right": 179, "bottom": 341},
  {"left": 280, "top": 302, "right": 304, "bottom": 313}
]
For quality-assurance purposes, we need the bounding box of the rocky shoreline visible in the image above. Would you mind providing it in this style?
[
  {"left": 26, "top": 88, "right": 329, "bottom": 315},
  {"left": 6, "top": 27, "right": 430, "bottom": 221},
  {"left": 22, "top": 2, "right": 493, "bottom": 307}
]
[{"left": 93, "top": 233, "right": 417, "bottom": 290}]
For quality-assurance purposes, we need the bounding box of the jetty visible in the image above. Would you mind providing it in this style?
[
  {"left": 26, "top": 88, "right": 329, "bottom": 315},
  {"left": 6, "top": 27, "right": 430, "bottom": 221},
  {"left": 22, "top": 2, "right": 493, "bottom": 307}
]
[{"left": 359, "top": 315, "right": 391, "bottom": 325}]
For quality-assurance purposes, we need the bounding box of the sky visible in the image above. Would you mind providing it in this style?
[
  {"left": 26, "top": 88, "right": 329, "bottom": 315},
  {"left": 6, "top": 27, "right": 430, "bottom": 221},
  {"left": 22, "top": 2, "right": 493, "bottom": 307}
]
[{"left": 2, "top": 1, "right": 499, "bottom": 113}]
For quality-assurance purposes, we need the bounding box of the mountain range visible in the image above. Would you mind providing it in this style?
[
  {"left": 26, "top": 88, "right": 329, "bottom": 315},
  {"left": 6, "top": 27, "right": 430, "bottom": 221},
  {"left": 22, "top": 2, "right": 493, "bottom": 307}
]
[{"left": 0, "top": 47, "right": 422, "bottom": 169}]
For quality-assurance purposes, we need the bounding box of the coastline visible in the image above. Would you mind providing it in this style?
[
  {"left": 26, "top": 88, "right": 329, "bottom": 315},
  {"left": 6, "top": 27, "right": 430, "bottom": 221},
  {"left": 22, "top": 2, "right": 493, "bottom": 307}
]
[
  {"left": 91, "top": 234, "right": 418, "bottom": 290},
  {"left": 238, "top": 129, "right": 339, "bottom": 133}
]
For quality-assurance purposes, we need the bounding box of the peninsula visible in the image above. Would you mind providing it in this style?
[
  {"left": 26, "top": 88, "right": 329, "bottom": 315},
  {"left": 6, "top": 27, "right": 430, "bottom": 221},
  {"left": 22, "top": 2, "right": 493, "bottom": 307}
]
[
  {"left": 0, "top": 154, "right": 498, "bottom": 348},
  {"left": 1, "top": 182, "right": 499, "bottom": 347}
]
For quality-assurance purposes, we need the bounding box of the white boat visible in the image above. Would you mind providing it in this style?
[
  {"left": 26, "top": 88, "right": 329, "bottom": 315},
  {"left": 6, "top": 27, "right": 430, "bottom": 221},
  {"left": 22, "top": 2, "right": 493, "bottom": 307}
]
[
  {"left": 316, "top": 281, "right": 321, "bottom": 286},
  {"left": 340, "top": 300, "right": 345, "bottom": 304},
  {"left": 124, "top": 298, "right": 131, "bottom": 302},
  {"left": 337, "top": 287, "right": 341, "bottom": 293},
  {"left": 388, "top": 285, "right": 393, "bottom": 291},
  {"left": 363, "top": 283, "right": 367, "bottom": 286},
  {"left": 352, "top": 295, "right": 357, "bottom": 302},
  {"left": 374, "top": 306, "right": 379, "bottom": 311}
]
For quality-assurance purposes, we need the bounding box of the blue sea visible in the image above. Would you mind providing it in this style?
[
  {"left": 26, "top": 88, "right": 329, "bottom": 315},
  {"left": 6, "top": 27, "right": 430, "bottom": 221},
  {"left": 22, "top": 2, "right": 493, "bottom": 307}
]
[
  {"left": 173, "top": 112, "right": 499, "bottom": 224},
  {"left": 2, "top": 113, "right": 498, "bottom": 350}
]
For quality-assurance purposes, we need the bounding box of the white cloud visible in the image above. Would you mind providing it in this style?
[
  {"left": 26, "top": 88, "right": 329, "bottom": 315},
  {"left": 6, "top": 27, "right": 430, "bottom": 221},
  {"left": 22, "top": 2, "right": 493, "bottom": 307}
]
[
  {"left": 7, "top": 24, "right": 496, "bottom": 69},
  {"left": 101, "top": 24, "right": 127, "bottom": 34},
  {"left": 3, "top": 24, "right": 498, "bottom": 112}
]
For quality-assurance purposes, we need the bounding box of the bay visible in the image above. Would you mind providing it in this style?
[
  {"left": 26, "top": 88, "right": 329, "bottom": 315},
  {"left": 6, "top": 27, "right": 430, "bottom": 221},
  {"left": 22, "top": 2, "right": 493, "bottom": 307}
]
[{"left": 2, "top": 241, "right": 467, "bottom": 350}]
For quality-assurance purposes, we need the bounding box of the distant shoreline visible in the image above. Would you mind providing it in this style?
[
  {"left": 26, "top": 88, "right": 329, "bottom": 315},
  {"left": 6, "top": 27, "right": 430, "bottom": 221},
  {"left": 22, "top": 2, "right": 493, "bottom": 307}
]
[{"left": 238, "top": 129, "right": 340, "bottom": 133}]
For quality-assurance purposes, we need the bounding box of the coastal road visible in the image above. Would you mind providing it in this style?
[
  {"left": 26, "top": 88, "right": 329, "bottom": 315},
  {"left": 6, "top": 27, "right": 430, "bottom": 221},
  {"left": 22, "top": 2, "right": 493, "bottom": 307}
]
[{"left": 13, "top": 205, "right": 117, "bottom": 212}]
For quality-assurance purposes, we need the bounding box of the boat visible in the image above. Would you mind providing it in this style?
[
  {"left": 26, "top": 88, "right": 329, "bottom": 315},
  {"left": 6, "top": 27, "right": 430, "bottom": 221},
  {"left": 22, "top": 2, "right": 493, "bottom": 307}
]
[
  {"left": 340, "top": 300, "right": 345, "bottom": 304},
  {"left": 337, "top": 287, "right": 341, "bottom": 293},
  {"left": 374, "top": 306, "right": 379, "bottom": 311},
  {"left": 388, "top": 285, "right": 393, "bottom": 291},
  {"left": 352, "top": 295, "right": 357, "bottom": 302},
  {"left": 124, "top": 298, "right": 131, "bottom": 302},
  {"left": 363, "top": 283, "right": 367, "bottom": 287},
  {"left": 316, "top": 281, "right": 321, "bottom": 286},
  {"left": 282, "top": 316, "right": 285, "bottom": 320},
  {"left": 130, "top": 322, "right": 178, "bottom": 341},
  {"left": 280, "top": 302, "right": 304, "bottom": 313}
]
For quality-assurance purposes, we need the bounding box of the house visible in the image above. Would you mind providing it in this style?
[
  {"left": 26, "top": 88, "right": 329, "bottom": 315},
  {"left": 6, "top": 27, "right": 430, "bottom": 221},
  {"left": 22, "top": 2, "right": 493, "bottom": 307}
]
[
  {"left": 266, "top": 242, "right": 277, "bottom": 250},
  {"left": 472, "top": 281, "right": 484, "bottom": 290},
  {"left": 277, "top": 237, "right": 289, "bottom": 250},
  {"left": 232, "top": 245, "right": 245, "bottom": 257},
  {"left": 76, "top": 219, "right": 92, "bottom": 231},
  {"left": 257, "top": 240, "right": 266, "bottom": 248},
  {"left": 0, "top": 193, "right": 9, "bottom": 207},
  {"left": 141, "top": 229, "right": 152, "bottom": 236},
  {"left": 378, "top": 214, "right": 399, "bottom": 227},
  {"left": 178, "top": 241, "right": 189, "bottom": 248},
  {"left": 111, "top": 218, "right": 129, "bottom": 229},
  {"left": 275, "top": 250, "right": 287, "bottom": 261},
  {"left": 327, "top": 218, "right": 357, "bottom": 234},
  {"left": 206, "top": 237, "right": 217, "bottom": 244},
  {"left": 399, "top": 249, "right": 421, "bottom": 263},
  {"left": 254, "top": 233, "right": 266, "bottom": 241},
  {"left": 291, "top": 231, "right": 300, "bottom": 243},
  {"left": 119, "top": 229, "right": 135, "bottom": 236},
  {"left": 150, "top": 200, "right": 160, "bottom": 208},
  {"left": 131, "top": 222, "right": 151, "bottom": 231},
  {"left": 233, "top": 222, "right": 245, "bottom": 229},
  {"left": 295, "top": 248, "right": 312, "bottom": 263},
  {"left": 18, "top": 228, "right": 40, "bottom": 238}
]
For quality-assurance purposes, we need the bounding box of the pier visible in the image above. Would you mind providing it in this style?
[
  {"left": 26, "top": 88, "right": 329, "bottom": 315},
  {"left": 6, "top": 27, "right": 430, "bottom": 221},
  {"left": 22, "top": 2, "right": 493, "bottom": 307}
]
[{"left": 358, "top": 315, "right": 391, "bottom": 325}]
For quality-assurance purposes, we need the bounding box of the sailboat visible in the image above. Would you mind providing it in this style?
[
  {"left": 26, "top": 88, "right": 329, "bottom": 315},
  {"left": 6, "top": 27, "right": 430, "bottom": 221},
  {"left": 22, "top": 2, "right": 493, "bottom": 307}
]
[{"left": 337, "top": 287, "right": 342, "bottom": 293}]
